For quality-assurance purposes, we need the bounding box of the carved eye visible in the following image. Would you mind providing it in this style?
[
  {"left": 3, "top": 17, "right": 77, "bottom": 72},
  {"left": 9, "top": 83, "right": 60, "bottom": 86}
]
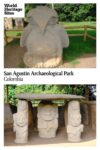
[
  {"left": 27, "top": 17, "right": 37, "bottom": 26},
  {"left": 48, "top": 16, "right": 58, "bottom": 25},
  {"left": 27, "top": 17, "right": 32, "bottom": 23}
]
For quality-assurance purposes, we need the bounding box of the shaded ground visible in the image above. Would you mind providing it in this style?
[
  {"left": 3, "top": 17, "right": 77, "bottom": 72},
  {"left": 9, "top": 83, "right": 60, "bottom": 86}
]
[
  {"left": 4, "top": 42, "right": 26, "bottom": 68},
  {"left": 4, "top": 42, "right": 96, "bottom": 68},
  {"left": 4, "top": 126, "right": 96, "bottom": 146}
]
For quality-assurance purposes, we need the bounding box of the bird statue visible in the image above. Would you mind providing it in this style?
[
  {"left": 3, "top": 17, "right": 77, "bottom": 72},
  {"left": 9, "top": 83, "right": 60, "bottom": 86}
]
[{"left": 20, "top": 6, "right": 69, "bottom": 68}]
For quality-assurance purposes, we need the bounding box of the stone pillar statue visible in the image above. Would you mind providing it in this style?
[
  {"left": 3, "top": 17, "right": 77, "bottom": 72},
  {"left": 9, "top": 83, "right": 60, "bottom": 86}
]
[
  {"left": 4, "top": 18, "right": 13, "bottom": 29},
  {"left": 66, "top": 101, "right": 84, "bottom": 142},
  {"left": 37, "top": 104, "right": 58, "bottom": 138},
  {"left": 14, "top": 100, "right": 28, "bottom": 143},
  {"left": 15, "top": 18, "right": 24, "bottom": 28},
  {"left": 20, "top": 6, "right": 69, "bottom": 68}
]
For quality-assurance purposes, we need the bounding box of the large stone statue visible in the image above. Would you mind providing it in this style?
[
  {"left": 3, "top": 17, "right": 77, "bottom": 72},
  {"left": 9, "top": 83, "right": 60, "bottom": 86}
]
[
  {"left": 14, "top": 100, "right": 28, "bottom": 143},
  {"left": 20, "top": 6, "right": 69, "bottom": 68},
  {"left": 14, "top": 112, "right": 28, "bottom": 143},
  {"left": 66, "top": 101, "right": 84, "bottom": 142},
  {"left": 37, "top": 104, "right": 58, "bottom": 138}
]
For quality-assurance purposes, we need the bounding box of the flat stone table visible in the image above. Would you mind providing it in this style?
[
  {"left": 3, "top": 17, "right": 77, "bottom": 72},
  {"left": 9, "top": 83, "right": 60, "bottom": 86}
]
[
  {"left": 14, "top": 94, "right": 85, "bottom": 143},
  {"left": 15, "top": 93, "right": 85, "bottom": 101}
]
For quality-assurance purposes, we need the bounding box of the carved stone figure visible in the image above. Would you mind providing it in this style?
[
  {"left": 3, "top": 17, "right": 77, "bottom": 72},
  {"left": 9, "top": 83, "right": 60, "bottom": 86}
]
[
  {"left": 15, "top": 18, "right": 24, "bottom": 28},
  {"left": 67, "top": 124, "right": 84, "bottom": 142},
  {"left": 14, "top": 112, "right": 28, "bottom": 143},
  {"left": 14, "top": 100, "right": 28, "bottom": 143},
  {"left": 4, "top": 18, "right": 13, "bottom": 29},
  {"left": 20, "top": 6, "right": 69, "bottom": 68},
  {"left": 66, "top": 101, "right": 84, "bottom": 142},
  {"left": 37, "top": 104, "right": 58, "bottom": 138},
  {"left": 17, "top": 100, "right": 28, "bottom": 112}
]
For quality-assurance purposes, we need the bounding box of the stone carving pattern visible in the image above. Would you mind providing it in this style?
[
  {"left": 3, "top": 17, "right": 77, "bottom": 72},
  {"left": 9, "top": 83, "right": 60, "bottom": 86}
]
[
  {"left": 14, "top": 100, "right": 28, "bottom": 143},
  {"left": 67, "top": 101, "right": 84, "bottom": 142},
  {"left": 37, "top": 104, "right": 58, "bottom": 138}
]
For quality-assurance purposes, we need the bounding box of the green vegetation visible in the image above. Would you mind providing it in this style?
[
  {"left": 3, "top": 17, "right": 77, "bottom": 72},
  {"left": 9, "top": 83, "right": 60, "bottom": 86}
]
[
  {"left": 6, "top": 31, "right": 22, "bottom": 37},
  {"left": 63, "top": 30, "right": 96, "bottom": 62},
  {"left": 62, "top": 21, "right": 96, "bottom": 26},
  {"left": 5, "top": 85, "right": 86, "bottom": 106},
  {"left": 25, "top": 4, "right": 96, "bottom": 22}
]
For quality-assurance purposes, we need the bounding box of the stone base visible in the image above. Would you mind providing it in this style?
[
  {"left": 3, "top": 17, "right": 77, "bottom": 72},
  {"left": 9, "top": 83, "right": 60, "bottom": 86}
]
[
  {"left": 67, "top": 124, "right": 84, "bottom": 142},
  {"left": 67, "top": 133, "right": 82, "bottom": 142},
  {"left": 15, "top": 138, "right": 28, "bottom": 144},
  {"left": 23, "top": 52, "right": 62, "bottom": 68},
  {"left": 39, "top": 129, "right": 56, "bottom": 138}
]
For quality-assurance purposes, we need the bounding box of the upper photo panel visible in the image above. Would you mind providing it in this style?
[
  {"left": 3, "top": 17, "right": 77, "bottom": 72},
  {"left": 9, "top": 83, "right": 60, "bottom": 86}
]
[{"left": 4, "top": 3, "right": 96, "bottom": 68}]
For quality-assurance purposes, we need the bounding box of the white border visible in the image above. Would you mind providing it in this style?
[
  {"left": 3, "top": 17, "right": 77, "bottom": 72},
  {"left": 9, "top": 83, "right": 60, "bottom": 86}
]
[{"left": 0, "top": 0, "right": 100, "bottom": 150}]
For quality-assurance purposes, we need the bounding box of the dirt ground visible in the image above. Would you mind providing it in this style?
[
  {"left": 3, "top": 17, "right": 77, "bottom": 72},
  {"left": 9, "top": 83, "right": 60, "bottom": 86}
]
[
  {"left": 4, "top": 44, "right": 96, "bottom": 68},
  {"left": 4, "top": 126, "right": 96, "bottom": 146}
]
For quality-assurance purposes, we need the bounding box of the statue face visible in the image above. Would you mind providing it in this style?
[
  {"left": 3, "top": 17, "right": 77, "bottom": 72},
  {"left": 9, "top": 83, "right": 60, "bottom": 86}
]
[
  {"left": 17, "top": 101, "right": 28, "bottom": 111},
  {"left": 27, "top": 6, "right": 58, "bottom": 33},
  {"left": 68, "top": 101, "right": 80, "bottom": 114},
  {"left": 68, "top": 101, "right": 81, "bottom": 126},
  {"left": 69, "top": 113, "right": 81, "bottom": 126},
  {"left": 70, "top": 101, "right": 80, "bottom": 110},
  {"left": 38, "top": 104, "right": 58, "bottom": 121},
  {"left": 16, "top": 113, "right": 28, "bottom": 127}
]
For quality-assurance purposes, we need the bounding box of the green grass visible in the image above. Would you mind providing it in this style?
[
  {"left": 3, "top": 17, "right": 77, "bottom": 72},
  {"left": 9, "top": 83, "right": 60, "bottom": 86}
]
[
  {"left": 6, "top": 31, "right": 22, "bottom": 37},
  {"left": 62, "top": 21, "right": 96, "bottom": 26},
  {"left": 63, "top": 30, "right": 96, "bottom": 62},
  {"left": 67, "top": 30, "right": 96, "bottom": 36}
]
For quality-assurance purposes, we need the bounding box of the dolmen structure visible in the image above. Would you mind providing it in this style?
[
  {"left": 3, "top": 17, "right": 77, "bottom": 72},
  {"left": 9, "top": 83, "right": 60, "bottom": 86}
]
[{"left": 13, "top": 93, "right": 86, "bottom": 143}]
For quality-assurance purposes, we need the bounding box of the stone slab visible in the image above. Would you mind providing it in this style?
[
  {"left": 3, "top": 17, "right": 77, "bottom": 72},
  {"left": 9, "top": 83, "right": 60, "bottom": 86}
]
[{"left": 14, "top": 93, "right": 85, "bottom": 101}]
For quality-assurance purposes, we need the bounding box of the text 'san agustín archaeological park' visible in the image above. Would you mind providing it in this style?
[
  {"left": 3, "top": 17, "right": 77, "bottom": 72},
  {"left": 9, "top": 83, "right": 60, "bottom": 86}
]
[
  {"left": 4, "top": 4, "right": 96, "bottom": 68},
  {"left": 4, "top": 85, "right": 96, "bottom": 146}
]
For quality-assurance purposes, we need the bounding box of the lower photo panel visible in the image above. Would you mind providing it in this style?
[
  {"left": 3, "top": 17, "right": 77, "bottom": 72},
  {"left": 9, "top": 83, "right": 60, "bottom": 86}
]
[{"left": 4, "top": 84, "right": 96, "bottom": 146}]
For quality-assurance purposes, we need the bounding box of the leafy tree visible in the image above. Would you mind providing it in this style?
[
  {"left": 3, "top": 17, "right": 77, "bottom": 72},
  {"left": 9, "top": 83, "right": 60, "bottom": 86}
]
[{"left": 25, "top": 4, "right": 96, "bottom": 22}]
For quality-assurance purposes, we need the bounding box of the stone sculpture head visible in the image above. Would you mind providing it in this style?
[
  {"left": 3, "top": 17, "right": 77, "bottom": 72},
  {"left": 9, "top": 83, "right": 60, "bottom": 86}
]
[
  {"left": 20, "top": 6, "right": 69, "bottom": 68},
  {"left": 27, "top": 6, "right": 58, "bottom": 32},
  {"left": 17, "top": 100, "right": 28, "bottom": 111},
  {"left": 68, "top": 101, "right": 80, "bottom": 113},
  {"left": 69, "top": 113, "right": 81, "bottom": 126},
  {"left": 68, "top": 101, "right": 81, "bottom": 126},
  {"left": 38, "top": 104, "right": 58, "bottom": 121},
  {"left": 15, "top": 112, "right": 28, "bottom": 127}
]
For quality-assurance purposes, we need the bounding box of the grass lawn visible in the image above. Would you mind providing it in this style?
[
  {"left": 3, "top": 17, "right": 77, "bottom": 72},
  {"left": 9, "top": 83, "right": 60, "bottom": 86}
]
[
  {"left": 63, "top": 34, "right": 96, "bottom": 62},
  {"left": 62, "top": 21, "right": 96, "bottom": 26},
  {"left": 6, "top": 31, "right": 22, "bottom": 37},
  {"left": 63, "top": 22, "right": 96, "bottom": 63},
  {"left": 5, "top": 21, "right": 96, "bottom": 63}
]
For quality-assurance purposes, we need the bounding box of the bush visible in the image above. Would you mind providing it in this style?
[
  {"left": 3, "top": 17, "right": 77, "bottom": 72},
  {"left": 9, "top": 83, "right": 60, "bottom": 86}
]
[{"left": 25, "top": 4, "right": 96, "bottom": 22}]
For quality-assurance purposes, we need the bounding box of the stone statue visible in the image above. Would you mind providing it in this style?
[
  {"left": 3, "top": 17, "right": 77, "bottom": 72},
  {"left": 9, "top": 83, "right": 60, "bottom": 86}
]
[
  {"left": 20, "top": 6, "right": 69, "bottom": 68},
  {"left": 17, "top": 100, "right": 28, "bottom": 112},
  {"left": 66, "top": 101, "right": 84, "bottom": 142},
  {"left": 14, "top": 112, "right": 28, "bottom": 143},
  {"left": 15, "top": 18, "right": 24, "bottom": 28},
  {"left": 37, "top": 104, "right": 58, "bottom": 138},
  {"left": 14, "top": 100, "right": 28, "bottom": 143}
]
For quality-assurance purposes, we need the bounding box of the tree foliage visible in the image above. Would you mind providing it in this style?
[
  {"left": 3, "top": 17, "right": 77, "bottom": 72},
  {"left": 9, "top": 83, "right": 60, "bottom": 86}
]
[
  {"left": 25, "top": 4, "right": 96, "bottom": 22},
  {"left": 4, "top": 85, "right": 96, "bottom": 107}
]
